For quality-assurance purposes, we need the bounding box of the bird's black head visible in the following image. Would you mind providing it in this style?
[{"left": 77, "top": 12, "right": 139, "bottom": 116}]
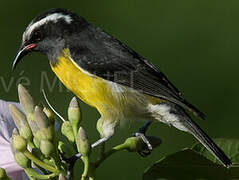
[{"left": 13, "top": 8, "right": 88, "bottom": 69}]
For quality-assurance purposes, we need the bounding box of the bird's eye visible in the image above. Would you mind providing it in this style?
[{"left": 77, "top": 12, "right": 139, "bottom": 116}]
[{"left": 30, "top": 31, "right": 43, "bottom": 42}]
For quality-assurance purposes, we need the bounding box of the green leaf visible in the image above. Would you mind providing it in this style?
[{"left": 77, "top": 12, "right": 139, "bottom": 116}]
[
  {"left": 143, "top": 148, "right": 239, "bottom": 180},
  {"left": 192, "top": 138, "right": 239, "bottom": 165}
]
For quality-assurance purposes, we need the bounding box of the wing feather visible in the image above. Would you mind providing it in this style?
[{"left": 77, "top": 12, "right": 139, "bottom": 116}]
[{"left": 69, "top": 25, "right": 205, "bottom": 119}]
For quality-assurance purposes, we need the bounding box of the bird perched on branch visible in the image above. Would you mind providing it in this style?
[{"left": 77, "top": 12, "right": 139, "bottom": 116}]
[{"left": 13, "top": 8, "right": 231, "bottom": 167}]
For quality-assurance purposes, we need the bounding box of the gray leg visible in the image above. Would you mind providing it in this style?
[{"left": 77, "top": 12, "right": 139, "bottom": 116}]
[
  {"left": 75, "top": 136, "right": 111, "bottom": 158},
  {"left": 91, "top": 137, "right": 110, "bottom": 148},
  {"left": 137, "top": 120, "right": 152, "bottom": 134}
]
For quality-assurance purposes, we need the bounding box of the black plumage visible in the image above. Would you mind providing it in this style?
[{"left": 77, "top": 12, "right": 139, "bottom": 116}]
[{"left": 68, "top": 25, "right": 206, "bottom": 119}]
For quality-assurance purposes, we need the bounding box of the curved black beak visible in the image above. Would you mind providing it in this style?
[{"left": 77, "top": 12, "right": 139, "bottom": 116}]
[{"left": 12, "top": 43, "right": 37, "bottom": 70}]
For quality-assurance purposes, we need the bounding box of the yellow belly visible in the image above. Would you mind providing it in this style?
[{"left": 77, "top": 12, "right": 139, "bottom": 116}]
[{"left": 50, "top": 49, "right": 162, "bottom": 118}]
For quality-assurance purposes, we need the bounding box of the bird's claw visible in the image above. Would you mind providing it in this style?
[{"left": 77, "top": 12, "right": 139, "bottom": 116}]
[
  {"left": 134, "top": 132, "right": 153, "bottom": 150},
  {"left": 133, "top": 132, "right": 153, "bottom": 157}
]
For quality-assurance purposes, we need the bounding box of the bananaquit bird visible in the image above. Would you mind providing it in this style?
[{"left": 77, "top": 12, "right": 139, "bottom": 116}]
[{"left": 13, "top": 8, "right": 231, "bottom": 167}]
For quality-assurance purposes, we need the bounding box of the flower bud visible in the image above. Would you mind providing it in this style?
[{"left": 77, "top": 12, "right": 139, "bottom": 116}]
[
  {"left": 33, "top": 136, "right": 41, "bottom": 148},
  {"left": 35, "top": 106, "right": 54, "bottom": 141},
  {"left": 18, "top": 84, "right": 37, "bottom": 139},
  {"left": 18, "top": 84, "right": 34, "bottom": 116},
  {"left": 43, "top": 107, "right": 55, "bottom": 124},
  {"left": 35, "top": 106, "right": 49, "bottom": 129},
  {"left": 41, "top": 127, "right": 54, "bottom": 141},
  {"left": 124, "top": 137, "right": 142, "bottom": 152},
  {"left": 61, "top": 121, "right": 74, "bottom": 142},
  {"left": 14, "top": 151, "right": 31, "bottom": 168},
  {"left": 124, "top": 136, "right": 162, "bottom": 154},
  {"left": 77, "top": 127, "right": 90, "bottom": 156},
  {"left": 0, "top": 168, "right": 9, "bottom": 179},
  {"left": 68, "top": 97, "right": 81, "bottom": 137},
  {"left": 9, "top": 104, "right": 33, "bottom": 142},
  {"left": 28, "top": 118, "right": 39, "bottom": 134},
  {"left": 12, "top": 133, "right": 27, "bottom": 152},
  {"left": 10, "top": 129, "right": 17, "bottom": 154},
  {"left": 40, "top": 139, "right": 55, "bottom": 157}
]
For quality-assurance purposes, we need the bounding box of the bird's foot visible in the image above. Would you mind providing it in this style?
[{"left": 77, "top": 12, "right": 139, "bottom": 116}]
[
  {"left": 133, "top": 132, "right": 153, "bottom": 157},
  {"left": 132, "top": 121, "right": 153, "bottom": 157}
]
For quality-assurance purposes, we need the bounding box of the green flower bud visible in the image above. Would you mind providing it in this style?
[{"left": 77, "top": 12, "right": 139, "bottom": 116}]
[
  {"left": 124, "top": 137, "right": 142, "bottom": 152},
  {"left": 12, "top": 133, "right": 27, "bottom": 152},
  {"left": 68, "top": 97, "right": 81, "bottom": 137},
  {"left": 18, "top": 84, "right": 34, "bottom": 116},
  {"left": 61, "top": 121, "right": 74, "bottom": 142},
  {"left": 17, "top": 84, "right": 36, "bottom": 139},
  {"left": 9, "top": 104, "right": 33, "bottom": 142},
  {"left": 26, "top": 113, "right": 35, "bottom": 124},
  {"left": 10, "top": 130, "right": 17, "bottom": 154},
  {"left": 40, "top": 139, "right": 55, "bottom": 157},
  {"left": 34, "top": 106, "right": 54, "bottom": 142},
  {"left": 0, "top": 168, "right": 8, "bottom": 179},
  {"left": 43, "top": 107, "right": 55, "bottom": 124},
  {"left": 40, "top": 127, "right": 54, "bottom": 141},
  {"left": 27, "top": 118, "right": 39, "bottom": 134},
  {"left": 33, "top": 136, "right": 41, "bottom": 148},
  {"left": 34, "top": 106, "right": 49, "bottom": 129},
  {"left": 77, "top": 127, "right": 90, "bottom": 156},
  {"left": 124, "top": 136, "right": 161, "bottom": 153},
  {"left": 14, "top": 151, "right": 31, "bottom": 168}
]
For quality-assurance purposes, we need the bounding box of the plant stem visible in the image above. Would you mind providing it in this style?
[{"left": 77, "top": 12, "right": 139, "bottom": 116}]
[
  {"left": 24, "top": 150, "right": 60, "bottom": 174},
  {"left": 232, "top": 163, "right": 239, "bottom": 167},
  {"left": 24, "top": 169, "right": 36, "bottom": 180},
  {"left": 81, "top": 156, "right": 89, "bottom": 180},
  {"left": 25, "top": 168, "right": 57, "bottom": 179},
  {"left": 28, "top": 141, "right": 35, "bottom": 150}
]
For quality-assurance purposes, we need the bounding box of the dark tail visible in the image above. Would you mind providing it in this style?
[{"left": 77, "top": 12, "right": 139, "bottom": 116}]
[
  {"left": 185, "top": 118, "right": 232, "bottom": 167},
  {"left": 182, "top": 99, "right": 206, "bottom": 120}
]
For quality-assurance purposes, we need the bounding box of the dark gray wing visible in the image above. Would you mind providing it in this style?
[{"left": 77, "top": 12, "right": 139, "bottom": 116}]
[{"left": 69, "top": 26, "right": 205, "bottom": 119}]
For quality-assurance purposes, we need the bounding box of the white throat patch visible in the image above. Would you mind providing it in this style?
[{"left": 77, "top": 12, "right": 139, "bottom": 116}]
[{"left": 24, "top": 13, "right": 73, "bottom": 39}]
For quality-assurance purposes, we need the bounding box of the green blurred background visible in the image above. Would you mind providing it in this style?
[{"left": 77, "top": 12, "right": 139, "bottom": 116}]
[{"left": 1, "top": 0, "right": 239, "bottom": 179}]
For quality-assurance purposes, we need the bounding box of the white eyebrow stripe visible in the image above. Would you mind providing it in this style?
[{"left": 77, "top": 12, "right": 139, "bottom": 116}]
[{"left": 24, "top": 13, "right": 72, "bottom": 38}]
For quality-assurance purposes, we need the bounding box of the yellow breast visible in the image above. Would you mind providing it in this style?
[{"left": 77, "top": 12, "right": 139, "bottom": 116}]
[{"left": 50, "top": 49, "right": 124, "bottom": 115}]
